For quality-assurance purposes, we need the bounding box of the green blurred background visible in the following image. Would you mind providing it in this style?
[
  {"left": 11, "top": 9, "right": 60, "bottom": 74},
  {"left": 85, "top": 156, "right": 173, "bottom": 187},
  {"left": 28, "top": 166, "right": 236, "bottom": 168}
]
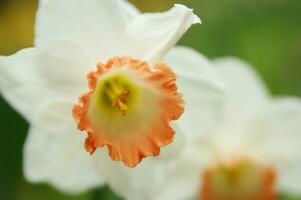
[{"left": 0, "top": 0, "right": 300, "bottom": 199}]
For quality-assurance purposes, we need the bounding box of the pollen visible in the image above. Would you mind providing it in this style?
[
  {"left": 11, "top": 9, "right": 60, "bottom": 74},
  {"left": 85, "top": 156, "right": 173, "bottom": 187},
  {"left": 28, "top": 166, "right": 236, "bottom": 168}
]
[
  {"left": 72, "top": 56, "right": 184, "bottom": 167},
  {"left": 200, "top": 158, "right": 277, "bottom": 200}
]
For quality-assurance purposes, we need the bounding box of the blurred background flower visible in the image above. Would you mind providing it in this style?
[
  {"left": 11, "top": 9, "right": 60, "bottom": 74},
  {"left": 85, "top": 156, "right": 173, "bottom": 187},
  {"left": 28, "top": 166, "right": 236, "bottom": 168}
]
[{"left": 0, "top": 0, "right": 300, "bottom": 200}]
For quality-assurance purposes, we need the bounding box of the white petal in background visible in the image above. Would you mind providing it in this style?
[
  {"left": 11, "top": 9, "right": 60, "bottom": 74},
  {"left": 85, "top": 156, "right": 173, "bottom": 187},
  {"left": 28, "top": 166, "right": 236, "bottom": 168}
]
[
  {"left": 0, "top": 40, "right": 91, "bottom": 122},
  {"left": 165, "top": 47, "right": 224, "bottom": 138},
  {"left": 213, "top": 57, "right": 270, "bottom": 121},
  {"left": 24, "top": 101, "right": 104, "bottom": 194},
  {"left": 243, "top": 98, "right": 301, "bottom": 195},
  {"left": 153, "top": 156, "right": 203, "bottom": 200}
]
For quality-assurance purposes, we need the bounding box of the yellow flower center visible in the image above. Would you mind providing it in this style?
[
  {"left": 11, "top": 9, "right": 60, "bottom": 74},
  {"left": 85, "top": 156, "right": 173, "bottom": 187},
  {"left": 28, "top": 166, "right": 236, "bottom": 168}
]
[
  {"left": 96, "top": 74, "right": 136, "bottom": 116},
  {"left": 93, "top": 72, "right": 141, "bottom": 116}
]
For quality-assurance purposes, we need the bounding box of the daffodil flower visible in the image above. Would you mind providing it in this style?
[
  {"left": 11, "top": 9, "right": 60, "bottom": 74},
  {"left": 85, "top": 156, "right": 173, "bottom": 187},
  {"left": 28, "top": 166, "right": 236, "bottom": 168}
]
[
  {"left": 116, "top": 56, "right": 300, "bottom": 200},
  {"left": 0, "top": 0, "right": 224, "bottom": 194},
  {"left": 194, "top": 58, "right": 301, "bottom": 200},
  {"left": 92, "top": 49, "right": 225, "bottom": 200}
]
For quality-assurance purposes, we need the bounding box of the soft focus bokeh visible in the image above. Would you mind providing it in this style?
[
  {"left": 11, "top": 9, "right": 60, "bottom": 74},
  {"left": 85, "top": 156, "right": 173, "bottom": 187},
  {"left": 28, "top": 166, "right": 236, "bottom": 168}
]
[{"left": 0, "top": 0, "right": 300, "bottom": 199}]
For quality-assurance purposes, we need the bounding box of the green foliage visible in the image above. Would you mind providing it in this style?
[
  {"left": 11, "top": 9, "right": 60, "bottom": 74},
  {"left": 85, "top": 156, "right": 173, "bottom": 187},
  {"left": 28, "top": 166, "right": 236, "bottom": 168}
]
[
  {"left": 280, "top": 194, "right": 301, "bottom": 200},
  {"left": 92, "top": 186, "right": 123, "bottom": 200}
]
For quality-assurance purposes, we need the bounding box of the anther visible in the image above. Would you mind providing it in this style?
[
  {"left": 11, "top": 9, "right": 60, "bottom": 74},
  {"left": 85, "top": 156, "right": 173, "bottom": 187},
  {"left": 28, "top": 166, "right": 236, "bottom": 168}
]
[{"left": 112, "top": 90, "right": 130, "bottom": 116}]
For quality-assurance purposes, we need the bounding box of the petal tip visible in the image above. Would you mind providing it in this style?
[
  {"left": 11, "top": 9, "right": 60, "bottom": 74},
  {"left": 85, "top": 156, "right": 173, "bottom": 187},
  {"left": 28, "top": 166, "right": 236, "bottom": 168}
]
[
  {"left": 193, "top": 14, "right": 202, "bottom": 24},
  {"left": 174, "top": 4, "right": 202, "bottom": 24}
]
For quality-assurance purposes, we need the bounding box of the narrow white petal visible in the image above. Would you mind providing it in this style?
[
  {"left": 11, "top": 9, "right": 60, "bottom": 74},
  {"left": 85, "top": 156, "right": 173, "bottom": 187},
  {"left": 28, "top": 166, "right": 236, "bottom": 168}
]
[
  {"left": 125, "top": 4, "right": 201, "bottom": 63},
  {"left": 24, "top": 101, "right": 104, "bottom": 194},
  {"left": 243, "top": 97, "right": 301, "bottom": 194},
  {"left": 165, "top": 47, "right": 224, "bottom": 138},
  {"left": 213, "top": 57, "right": 269, "bottom": 119},
  {"left": 35, "top": 0, "right": 140, "bottom": 61},
  {"left": 0, "top": 40, "right": 90, "bottom": 122}
]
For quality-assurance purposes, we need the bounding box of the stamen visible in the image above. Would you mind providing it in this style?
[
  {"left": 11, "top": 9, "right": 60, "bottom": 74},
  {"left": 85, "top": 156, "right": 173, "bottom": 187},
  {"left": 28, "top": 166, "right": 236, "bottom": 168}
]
[
  {"left": 101, "top": 77, "right": 131, "bottom": 116},
  {"left": 112, "top": 90, "right": 130, "bottom": 116}
]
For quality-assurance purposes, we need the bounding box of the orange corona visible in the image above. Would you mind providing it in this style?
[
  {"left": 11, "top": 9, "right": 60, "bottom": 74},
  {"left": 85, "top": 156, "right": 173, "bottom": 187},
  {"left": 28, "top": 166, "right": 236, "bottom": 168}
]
[
  {"left": 73, "top": 56, "right": 184, "bottom": 167},
  {"left": 201, "top": 159, "right": 277, "bottom": 200}
]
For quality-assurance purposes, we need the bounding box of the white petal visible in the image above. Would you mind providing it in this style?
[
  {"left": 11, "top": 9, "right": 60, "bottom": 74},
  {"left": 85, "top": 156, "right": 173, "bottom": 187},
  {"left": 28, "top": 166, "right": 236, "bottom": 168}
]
[
  {"left": 35, "top": 0, "right": 139, "bottom": 61},
  {"left": 147, "top": 123, "right": 186, "bottom": 163},
  {"left": 91, "top": 125, "right": 195, "bottom": 200},
  {"left": 243, "top": 97, "right": 301, "bottom": 194},
  {"left": 153, "top": 157, "right": 201, "bottom": 200},
  {"left": 93, "top": 145, "right": 200, "bottom": 200},
  {"left": 0, "top": 40, "right": 91, "bottom": 122},
  {"left": 93, "top": 149, "right": 166, "bottom": 200},
  {"left": 165, "top": 47, "right": 224, "bottom": 138},
  {"left": 35, "top": 1, "right": 200, "bottom": 63},
  {"left": 213, "top": 57, "right": 269, "bottom": 119},
  {"left": 125, "top": 4, "right": 201, "bottom": 63},
  {"left": 24, "top": 101, "right": 104, "bottom": 194}
]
